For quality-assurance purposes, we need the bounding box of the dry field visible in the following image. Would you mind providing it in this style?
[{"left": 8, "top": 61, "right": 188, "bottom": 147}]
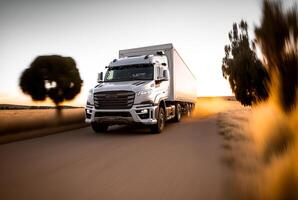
[
  {"left": 217, "top": 99, "right": 298, "bottom": 200},
  {"left": 0, "top": 108, "right": 85, "bottom": 135}
]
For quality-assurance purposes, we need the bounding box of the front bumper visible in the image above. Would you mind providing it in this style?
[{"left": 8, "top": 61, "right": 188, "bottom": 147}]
[{"left": 85, "top": 104, "right": 158, "bottom": 125}]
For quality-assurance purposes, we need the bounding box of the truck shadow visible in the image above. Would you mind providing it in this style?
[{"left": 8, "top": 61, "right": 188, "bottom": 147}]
[
  {"left": 100, "top": 124, "right": 152, "bottom": 136},
  {"left": 93, "top": 117, "right": 194, "bottom": 137}
]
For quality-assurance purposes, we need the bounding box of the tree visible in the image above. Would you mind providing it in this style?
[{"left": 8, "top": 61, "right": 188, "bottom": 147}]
[
  {"left": 19, "top": 55, "right": 83, "bottom": 111},
  {"left": 255, "top": 0, "right": 298, "bottom": 113},
  {"left": 222, "top": 20, "right": 269, "bottom": 106}
]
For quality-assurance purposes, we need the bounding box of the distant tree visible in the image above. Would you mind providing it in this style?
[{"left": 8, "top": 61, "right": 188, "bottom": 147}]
[
  {"left": 19, "top": 55, "right": 83, "bottom": 112},
  {"left": 222, "top": 20, "right": 269, "bottom": 106},
  {"left": 255, "top": 0, "right": 298, "bottom": 113}
]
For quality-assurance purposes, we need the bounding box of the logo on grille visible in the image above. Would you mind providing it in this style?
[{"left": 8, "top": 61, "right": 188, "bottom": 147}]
[{"left": 105, "top": 94, "right": 117, "bottom": 99}]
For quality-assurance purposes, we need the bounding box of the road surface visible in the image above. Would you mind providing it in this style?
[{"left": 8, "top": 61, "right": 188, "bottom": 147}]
[{"left": 0, "top": 116, "right": 229, "bottom": 200}]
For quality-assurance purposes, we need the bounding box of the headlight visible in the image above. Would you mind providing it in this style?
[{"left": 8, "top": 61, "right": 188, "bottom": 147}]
[
  {"left": 136, "top": 89, "right": 152, "bottom": 96},
  {"left": 87, "top": 89, "right": 94, "bottom": 105}
]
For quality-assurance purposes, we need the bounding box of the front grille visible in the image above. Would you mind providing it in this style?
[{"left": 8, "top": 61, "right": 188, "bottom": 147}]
[
  {"left": 95, "top": 112, "right": 131, "bottom": 117},
  {"left": 94, "top": 91, "right": 135, "bottom": 109}
]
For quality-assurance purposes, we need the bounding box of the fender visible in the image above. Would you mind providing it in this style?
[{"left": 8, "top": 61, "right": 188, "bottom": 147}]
[
  {"left": 153, "top": 91, "right": 168, "bottom": 105},
  {"left": 154, "top": 98, "right": 167, "bottom": 119}
]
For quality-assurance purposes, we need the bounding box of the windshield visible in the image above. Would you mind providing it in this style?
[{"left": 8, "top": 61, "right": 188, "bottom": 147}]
[{"left": 104, "top": 64, "right": 154, "bottom": 82}]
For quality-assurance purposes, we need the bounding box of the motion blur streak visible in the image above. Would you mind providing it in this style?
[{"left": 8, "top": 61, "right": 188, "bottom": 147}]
[
  {"left": 247, "top": 1, "right": 298, "bottom": 199},
  {"left": 192, "top": 97, "right": 235, "bottom": 119}
]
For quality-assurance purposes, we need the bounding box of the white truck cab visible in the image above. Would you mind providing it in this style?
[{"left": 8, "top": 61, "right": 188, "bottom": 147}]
[{"left": 85, "top": 44, "right": 197, "bottom": 133}]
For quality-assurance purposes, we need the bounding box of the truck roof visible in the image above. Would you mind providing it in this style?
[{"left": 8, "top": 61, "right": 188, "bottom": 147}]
[
  {"left": 119, "top": 43, "right": 173, "bottom": 58},
  {"left": 109, "top": 55, "right": 154, "bottom": 67}
]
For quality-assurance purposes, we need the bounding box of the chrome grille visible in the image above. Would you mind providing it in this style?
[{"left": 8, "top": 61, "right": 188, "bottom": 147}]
[{"left": 93, "top": 91, "right": 135, "bottom": 109}]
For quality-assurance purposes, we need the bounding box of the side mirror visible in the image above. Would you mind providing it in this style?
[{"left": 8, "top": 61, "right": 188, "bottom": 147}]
[
  {"left": 97, "top": 72, "right": 103, "bottom": 83},
  {"left": 162, "top": 70, "right": 169, "bottom": 81}
]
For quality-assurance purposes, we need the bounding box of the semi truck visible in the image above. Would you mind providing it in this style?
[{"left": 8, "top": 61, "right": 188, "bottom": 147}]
[{"left": 85, "top": 43, "right": 197, "bottom": 133}]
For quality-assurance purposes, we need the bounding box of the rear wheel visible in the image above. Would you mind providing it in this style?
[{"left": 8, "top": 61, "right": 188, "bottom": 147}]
[
  {"left": 150, "top": 107, "right": 165, "bottom": 134},
  {"left": 185, "top": 103, "right": 191, "bottom": 117},
  {"left": 190, "top": 103, "right": 195, "bottom": 113},
  {"left": 91, "top": 122, "right": 108, "bottom": 133},
  {"left": 173, "top": 103, "right": 181, "bottom": 122}
]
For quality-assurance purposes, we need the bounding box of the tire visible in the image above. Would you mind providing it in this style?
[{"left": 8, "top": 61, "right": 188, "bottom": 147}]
[
  {"left": 150, "top": 107, "right": 165, "bottom": 134},
  {"left": 173, "top": 103, "right": 181, "bottom": 122},
  {"left": 91, "top": 122, "right": 108, "bottom": 133},
  {"left": 186, "top": 103, "right": 191, "bottom": 117}
]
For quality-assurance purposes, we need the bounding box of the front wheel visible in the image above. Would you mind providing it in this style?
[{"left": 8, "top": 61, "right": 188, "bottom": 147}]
[
  {"left": 150, "top": 107, "right": 165, "bottom": 134},
  {"left": 91, "top": 122, "right": 108, "bottom": 133}
]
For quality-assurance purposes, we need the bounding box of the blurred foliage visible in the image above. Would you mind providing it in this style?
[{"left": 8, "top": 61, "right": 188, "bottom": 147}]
[
  {"left": 255, "top": 0, "right": 298, "bottom": 113},
  {"left": 222, "top": 20, "right": 269, "bottom": 106},
  {"left": 19, "top": 55, "right": 83, "bottom": 108}
]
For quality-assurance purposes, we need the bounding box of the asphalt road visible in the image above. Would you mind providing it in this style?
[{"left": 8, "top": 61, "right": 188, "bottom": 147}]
[{"left": 0, "top": 116, "right": 229, "bottom": 200}]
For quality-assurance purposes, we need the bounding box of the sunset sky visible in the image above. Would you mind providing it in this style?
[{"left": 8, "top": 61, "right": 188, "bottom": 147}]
[{"left": 0, "top": 0, "right": 284, "bottom": 106}]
